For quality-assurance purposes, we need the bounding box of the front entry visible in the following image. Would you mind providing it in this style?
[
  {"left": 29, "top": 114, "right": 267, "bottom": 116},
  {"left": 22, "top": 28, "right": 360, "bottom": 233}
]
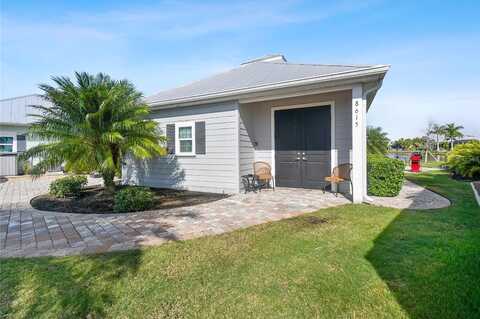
[{"left": 274, "top": 105, "right": 331, "bottom": 188}]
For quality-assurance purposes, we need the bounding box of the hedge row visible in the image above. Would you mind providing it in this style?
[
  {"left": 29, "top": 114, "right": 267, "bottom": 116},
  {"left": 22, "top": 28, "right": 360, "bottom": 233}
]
[
  {"left": 368, "top": 155, "right": 404, "bottom": 197},
  {"left": 447, "top": 141, "right": 480, "bottom": 180}
]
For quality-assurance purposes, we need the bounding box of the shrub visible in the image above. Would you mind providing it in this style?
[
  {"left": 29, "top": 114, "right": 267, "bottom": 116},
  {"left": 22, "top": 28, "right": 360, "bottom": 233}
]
[
  {"left": 49, "top": 175, "right": 88, "bottom": 198},
  {"left": 447, "top": 141, "right": 480, "bottom": 180},
  {"left": 368, "top": 155, "right": 404, "bottom": 197},
  {"left": 22, "top": 161, "right": 31, "bottom": 175},
  {"left": 114, "top": 187, "right": 154, "bottom": 213}
]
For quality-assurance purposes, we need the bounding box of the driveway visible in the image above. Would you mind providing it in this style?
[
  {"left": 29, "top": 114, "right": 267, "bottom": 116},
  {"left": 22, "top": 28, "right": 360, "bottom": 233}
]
[{"left": 0, "top": 175, "right": 350, "bottom": 258}]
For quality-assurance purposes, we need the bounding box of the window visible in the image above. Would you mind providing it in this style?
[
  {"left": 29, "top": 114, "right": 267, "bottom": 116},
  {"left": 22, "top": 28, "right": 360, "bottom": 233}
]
[
  {"left": 175, "top": 122, "right": 195, "bottom": 156},
  {"left": 0, "top": 136, "right": 14, "bottom": 153}
]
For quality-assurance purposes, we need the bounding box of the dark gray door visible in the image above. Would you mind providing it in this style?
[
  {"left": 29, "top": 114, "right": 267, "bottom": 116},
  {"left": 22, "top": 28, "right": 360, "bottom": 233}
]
[{"left": 274, "top": 106, "right": 331, "bottom": 188}]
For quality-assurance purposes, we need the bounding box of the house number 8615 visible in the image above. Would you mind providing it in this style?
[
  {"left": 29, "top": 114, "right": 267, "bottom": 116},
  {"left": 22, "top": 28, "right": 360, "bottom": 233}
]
[{"left": 354, "top": 101, "right": 359, "bottom": 127}]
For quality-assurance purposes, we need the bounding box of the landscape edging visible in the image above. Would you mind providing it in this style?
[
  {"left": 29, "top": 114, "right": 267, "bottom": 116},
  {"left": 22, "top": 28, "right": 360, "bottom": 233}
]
[{"left": 470, "top": 182, "right": 480, "bottom": 207}]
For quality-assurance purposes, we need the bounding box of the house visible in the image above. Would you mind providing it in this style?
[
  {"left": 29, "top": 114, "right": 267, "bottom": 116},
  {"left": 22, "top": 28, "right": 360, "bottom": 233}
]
[
  {"left": 0, "top": 94, "right": 52, "bottom": 176},
  {"left": 123, "top": 54, "right": 389, "bottom": 203}
]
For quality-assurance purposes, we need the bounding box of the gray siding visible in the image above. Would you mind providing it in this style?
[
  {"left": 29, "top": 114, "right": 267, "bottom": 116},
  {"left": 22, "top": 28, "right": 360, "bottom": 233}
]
[
  {"left": 239, "top": 107, "right": 255, "bottom": 189},
  {"left": 123, "top": 101, "right": 239, "bottom": 194},
  {"left": 333, "top": 91, "right": 353, "bottom": 165}
]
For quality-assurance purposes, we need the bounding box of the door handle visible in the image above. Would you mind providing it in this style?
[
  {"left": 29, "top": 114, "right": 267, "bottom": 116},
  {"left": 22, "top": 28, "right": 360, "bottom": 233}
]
[
  {"left": 296, "top": 157, "right": 301, "bottom": 161},
  {"left": 302, "top": 157, "right": 307, "bottom": 161}
]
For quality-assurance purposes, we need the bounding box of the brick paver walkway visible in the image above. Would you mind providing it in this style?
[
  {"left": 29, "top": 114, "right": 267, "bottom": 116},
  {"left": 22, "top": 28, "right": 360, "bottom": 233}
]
[{"left": 0, "top": 175, "right": 350, "bottom": 258}]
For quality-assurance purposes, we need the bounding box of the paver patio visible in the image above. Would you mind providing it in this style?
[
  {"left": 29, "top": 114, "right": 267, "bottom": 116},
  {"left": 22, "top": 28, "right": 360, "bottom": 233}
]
[
  {"left": 0, "top": 175, "right": 449, "bottom": 258},
  {"left": 0, "top": 175, "right": 351, "bottom": 258}
]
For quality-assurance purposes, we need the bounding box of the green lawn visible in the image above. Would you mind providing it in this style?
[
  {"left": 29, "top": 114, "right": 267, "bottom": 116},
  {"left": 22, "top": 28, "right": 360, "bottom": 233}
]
[
  {"left": 1, "top": 171, "right": 479, "bottom": 318},
  {"left": 421, "top": 160, "right": 446, "bottom": 168}
]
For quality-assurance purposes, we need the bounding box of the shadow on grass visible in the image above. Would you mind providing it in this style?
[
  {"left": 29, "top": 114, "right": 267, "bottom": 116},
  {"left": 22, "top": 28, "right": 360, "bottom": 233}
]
[
  {"left": 366, "top": 172, "right": 480, "bottom": 318},
  {"left": 1, "top": 249, "right": 143, "bottom": 318}
]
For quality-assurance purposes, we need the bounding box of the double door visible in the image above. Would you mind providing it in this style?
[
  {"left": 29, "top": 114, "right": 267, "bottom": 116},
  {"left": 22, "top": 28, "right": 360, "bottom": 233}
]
[{"left": 274, "top": 105, "right": 331, "bottom": 188}]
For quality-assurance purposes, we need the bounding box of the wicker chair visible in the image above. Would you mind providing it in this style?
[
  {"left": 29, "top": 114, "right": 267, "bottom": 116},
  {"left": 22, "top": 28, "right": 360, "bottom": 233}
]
[
  {"left": 323, "top": 163, "right": 352, "bottom": 196},
  {"left": 253, "top": 161, "right": 275, "bottom": 190}
]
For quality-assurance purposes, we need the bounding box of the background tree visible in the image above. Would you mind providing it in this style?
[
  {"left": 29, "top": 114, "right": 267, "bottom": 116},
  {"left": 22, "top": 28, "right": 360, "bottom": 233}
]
[
  {"left": 390, "top": 139, "right": 403, "bottom": 150},
  {"left": 430, "top": 123, "right": 446, "bottom": 151},
  {"left": 367, "top": 126, "right": 390, "bottom": 155},
  {"left": 423, "top": 122, "right": 435, "bottom": 162},
  {"left": 443, "top": 123, "right": 464, "bottom": 150},
  {"left": 21, "top": 72, "right": 166, "bottom": 191},
  {"left": 390, "top": 137, "right": 424, "bottom": 152}
]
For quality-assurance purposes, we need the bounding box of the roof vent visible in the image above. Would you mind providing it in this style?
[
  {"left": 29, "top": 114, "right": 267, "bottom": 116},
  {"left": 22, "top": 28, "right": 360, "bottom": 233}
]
[{"left": 241, "top": 54, "right": 287, "bottom": 66}]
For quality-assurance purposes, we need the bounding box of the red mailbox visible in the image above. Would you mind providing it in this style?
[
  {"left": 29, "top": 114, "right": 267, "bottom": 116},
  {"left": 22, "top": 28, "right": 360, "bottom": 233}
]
[{"left": 410, "top": 152, "right": 422, "bottom": 172}]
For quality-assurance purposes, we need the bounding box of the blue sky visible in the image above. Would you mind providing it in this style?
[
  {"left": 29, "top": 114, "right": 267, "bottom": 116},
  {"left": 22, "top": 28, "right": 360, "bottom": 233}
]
[{"left": 1, "top": 0, "right": 479, "bottom": 139}]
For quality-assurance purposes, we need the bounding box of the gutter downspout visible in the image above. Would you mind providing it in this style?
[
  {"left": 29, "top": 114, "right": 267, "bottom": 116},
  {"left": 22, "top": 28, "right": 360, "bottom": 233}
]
[{"left": 362, "top": 79, "right": 383, "bottom": 204}]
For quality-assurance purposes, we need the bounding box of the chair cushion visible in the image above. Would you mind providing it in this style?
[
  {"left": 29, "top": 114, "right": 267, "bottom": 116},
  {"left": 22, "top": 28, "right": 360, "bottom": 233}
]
[
  {"left": 325, "top": 176, "right": 345, "bottom": 182},
  {"left": 256, "top": 174, "right": 272, "bottom": 181}
]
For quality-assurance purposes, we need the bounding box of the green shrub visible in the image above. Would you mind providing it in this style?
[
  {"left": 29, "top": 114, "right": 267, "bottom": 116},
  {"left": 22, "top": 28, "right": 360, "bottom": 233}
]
[
  {"left": 447, "top": 141, "right": 480, "bottom": 180},
  {"left": 49, "top": 175, "right": 88, "bottom": 198},
  {"left": 21, "top": 161, "right": 31, "bottom": 175},
  {"left": 114, "top": 187, "right": 154, "bottom": 213},
  {"left": 368, "top": 155, "right": 404, "bottom": 197}
]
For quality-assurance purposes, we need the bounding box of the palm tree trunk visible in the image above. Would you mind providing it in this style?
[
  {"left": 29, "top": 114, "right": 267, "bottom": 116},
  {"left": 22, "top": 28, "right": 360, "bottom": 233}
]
[
  {"left": 103, "top": 145, "right": 120, "bottom": 193},
  {"left": 102, "top": 170, "right": 116, "bottom": 193}
]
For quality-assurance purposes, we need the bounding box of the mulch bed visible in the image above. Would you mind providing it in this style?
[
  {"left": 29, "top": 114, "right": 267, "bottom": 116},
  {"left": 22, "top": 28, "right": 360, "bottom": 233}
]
[{"left": 31, "top": 185, "right": 228, "bottom": 214}]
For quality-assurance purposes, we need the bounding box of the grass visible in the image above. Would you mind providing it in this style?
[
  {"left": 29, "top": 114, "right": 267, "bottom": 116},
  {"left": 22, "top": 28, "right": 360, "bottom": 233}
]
[
  {"left": 1, "top": 171, "right": 479, "bottom": 318},
  {"left": 421, "top": 160, "right": 446, "bottom": 168}
]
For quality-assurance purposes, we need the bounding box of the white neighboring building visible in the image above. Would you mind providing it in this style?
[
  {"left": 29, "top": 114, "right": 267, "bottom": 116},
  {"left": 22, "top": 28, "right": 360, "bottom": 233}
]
[{"left": 0, "top": 94, "right": 52, "bottom": 175}]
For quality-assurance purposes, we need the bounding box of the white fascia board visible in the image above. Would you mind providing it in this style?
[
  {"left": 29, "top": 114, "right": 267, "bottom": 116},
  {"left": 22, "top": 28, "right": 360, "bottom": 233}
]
[{"left": 149, "top": 65, "right": 390, "bottom": 109}]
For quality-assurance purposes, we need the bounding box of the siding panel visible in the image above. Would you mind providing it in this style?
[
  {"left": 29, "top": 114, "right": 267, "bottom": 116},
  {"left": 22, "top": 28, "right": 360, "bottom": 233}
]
[
  {"left": 238, "top": 107, "right": 255, "bottom": 191},
  {"left": 123, "top": 101, "right": 239, "bottom": 194},
  {"left": 0, "top": 155, "right": 17, "bottom": 176}
]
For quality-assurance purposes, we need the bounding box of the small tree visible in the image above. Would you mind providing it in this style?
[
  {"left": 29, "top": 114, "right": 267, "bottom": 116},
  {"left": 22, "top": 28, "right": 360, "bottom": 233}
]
[
  {"left": 443, "top": 123, "right": 464, "bottom": 150},
  {"left": 21, "top": 72, "right": 166, "bottom": 192},
  {"left": 367, "top": 126, "right": 390, "bottom": 155}
]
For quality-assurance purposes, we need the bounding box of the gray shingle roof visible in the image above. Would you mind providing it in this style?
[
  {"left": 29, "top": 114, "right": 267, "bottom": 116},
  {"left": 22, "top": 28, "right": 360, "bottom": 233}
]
[{"left": 145, "top": 60, "right": 379, "bottom": 105}]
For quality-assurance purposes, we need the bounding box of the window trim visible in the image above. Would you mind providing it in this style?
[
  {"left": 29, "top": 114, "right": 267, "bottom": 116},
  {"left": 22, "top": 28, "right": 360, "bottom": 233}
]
[
  {"left": 175, "top": 121, "right": 195, "bottom": 156},
  {"left": 0, "top": 135, "right": 15, "bottom": 154}
]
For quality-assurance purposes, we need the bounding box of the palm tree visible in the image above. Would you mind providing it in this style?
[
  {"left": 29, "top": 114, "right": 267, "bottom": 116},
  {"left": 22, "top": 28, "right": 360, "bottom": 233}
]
[
  {"left": 430, "top": 123, "right": 446, "bottom": 151},
  {"left": 367, "top": 126, "right": 390, "bottom": 155},
  {"left": 21, "top": 72, "right": 166, "bottom": 191},
  {"left": 443, "top": 123, "right": 464, "bottom": 150}
]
